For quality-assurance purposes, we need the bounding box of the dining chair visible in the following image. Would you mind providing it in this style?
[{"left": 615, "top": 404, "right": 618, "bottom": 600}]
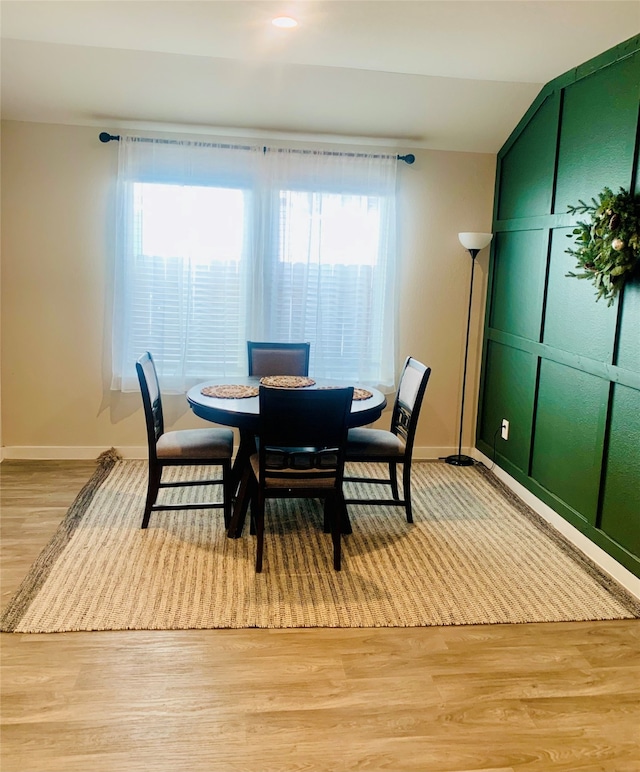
[
  {"left": 343, "top": 357, "right": 432, "bottom": 524},
  {"left": 136, "top": 352, "right": 234, "bottom": 529},
  {"left": 247, "top": 341, "right": 311, "bottom": 377},
  {"left": 247, "top": 385, "right": 354, "bottom": 572}
]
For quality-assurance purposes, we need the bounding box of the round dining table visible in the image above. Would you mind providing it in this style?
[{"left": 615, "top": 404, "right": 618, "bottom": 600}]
[{"left": 186, "top": 376, "right": 387, "bottom": 537}]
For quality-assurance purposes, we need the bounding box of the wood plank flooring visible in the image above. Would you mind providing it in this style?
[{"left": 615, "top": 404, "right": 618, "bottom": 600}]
[{"left": 2, "top": 460, "right": 639, "bottom": 772}]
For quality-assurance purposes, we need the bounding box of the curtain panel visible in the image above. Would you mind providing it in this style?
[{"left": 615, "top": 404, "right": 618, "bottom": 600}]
[{"left": 111, "top": 135, "right": 398, "bottom": 393}]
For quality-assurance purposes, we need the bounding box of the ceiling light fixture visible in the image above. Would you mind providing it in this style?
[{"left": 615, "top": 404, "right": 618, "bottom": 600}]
[{"left": 271, "top": 16, "right": 298, "bottom": 28}]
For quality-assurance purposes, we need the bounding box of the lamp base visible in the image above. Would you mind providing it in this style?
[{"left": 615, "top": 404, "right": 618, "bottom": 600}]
[{"left": 444, "top": 454, "right": 475, "bottom": 467}]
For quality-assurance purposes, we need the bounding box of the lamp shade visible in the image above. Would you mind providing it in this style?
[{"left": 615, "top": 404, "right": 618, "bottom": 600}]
[{"left": 458, "top": 232, "right": 493, "bottom": 251}]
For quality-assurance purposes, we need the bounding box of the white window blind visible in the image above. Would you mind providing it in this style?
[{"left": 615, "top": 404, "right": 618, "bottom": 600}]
[{"left": 111, "top": 137, "right": 398, "bottom": 393}]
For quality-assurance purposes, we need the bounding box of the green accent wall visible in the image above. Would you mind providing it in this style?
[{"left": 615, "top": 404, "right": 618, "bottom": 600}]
[{"left": 477, "top": 36, "right": 640, "bottom": 577}]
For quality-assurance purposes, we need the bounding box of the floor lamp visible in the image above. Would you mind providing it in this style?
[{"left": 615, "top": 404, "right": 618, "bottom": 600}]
[{"left": 445, "top": 231, "right": 493, "bottom": 467}]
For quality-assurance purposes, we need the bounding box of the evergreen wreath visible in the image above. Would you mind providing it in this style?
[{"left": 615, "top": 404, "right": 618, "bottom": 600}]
[{"left": 565, "top": 186, "right": 640, "bottom": 306}]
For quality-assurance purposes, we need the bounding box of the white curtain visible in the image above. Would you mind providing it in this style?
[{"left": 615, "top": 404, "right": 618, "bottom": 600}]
[{"left": 111, "top": 136, "right": 398, "bottom": 393}]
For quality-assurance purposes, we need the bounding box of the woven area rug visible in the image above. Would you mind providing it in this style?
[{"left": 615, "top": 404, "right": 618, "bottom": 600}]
[{"left": 2, "top": 454, "right": 639, "bottom": 632}]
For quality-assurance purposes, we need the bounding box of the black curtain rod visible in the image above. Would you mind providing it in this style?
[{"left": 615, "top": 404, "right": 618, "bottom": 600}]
[{"left": 98, "top": 132, "right": 415, "bottom": 165}]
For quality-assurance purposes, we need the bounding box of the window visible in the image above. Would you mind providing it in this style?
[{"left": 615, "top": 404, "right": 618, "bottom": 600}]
[
  {"left": 111, "top": 137, "right": 397, "bottom": 392},
  {"left": 270, "top": 190, "right": 390, "bottom": 382},
  {"left": 131, "top": 183, "right": 249, "bottom": 377}
]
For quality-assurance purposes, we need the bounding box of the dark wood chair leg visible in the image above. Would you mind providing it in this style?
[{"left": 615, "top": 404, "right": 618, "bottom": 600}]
[
  {"left": 230, "top": 429, "right": 254, "bottom": 494},
  {"left": 255, "top": 492, "right": 265, "bottom": 573},
  {"left": 326, "top": 496, "right": 351, "bottom": 535},
  {"left": 249, "top": 478, "right": 258, "bottom": 535},
  {"left": 228, "top": 467, "right": 252, "bottom": 538},
  {"left": 222, "top": 461, "right": 232, "bottom": 529},
  {"left": 141, "top": 464, "right": 161, "bottom": 529},
  {"left": 331, "top": 493, "right": 342, "bottom": 571},
  {"left": 389, "top": 462, "right": 400, "bottom": 500},
  {"left": 403, "top": 463, "right": 413, "bottom": 523}
]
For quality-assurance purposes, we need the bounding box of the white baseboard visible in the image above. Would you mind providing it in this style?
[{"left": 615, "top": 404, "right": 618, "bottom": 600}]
[
  {"left": 1, "top": 446, "right": 148, "bottom": 460},
  {"left": 413, "top": 446, "right": 462, "bottom": 460},
  {"left": 2, "top": 445, "right": 457, "bottom": 462},
  {"left": 1, "top": 446, "right": 476, "bottom": 462},
  {"left": 472, "top": 449, "right": 640, "bottom": 601}
]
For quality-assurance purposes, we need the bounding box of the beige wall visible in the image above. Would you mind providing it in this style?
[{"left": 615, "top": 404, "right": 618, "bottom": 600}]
[{"left": 0, "top": 120, "right": 495, "bottom": 459}]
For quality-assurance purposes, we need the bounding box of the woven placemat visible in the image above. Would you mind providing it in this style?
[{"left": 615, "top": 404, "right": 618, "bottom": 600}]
[
  {"left": 260, "top": 375, "right": 316, "bottom": 388},
  {"left": 319, "top": 386, "right": 373, "bottom": 400},
  {"left": 201, "top": 385, "right": 259, "bottom": 399}
]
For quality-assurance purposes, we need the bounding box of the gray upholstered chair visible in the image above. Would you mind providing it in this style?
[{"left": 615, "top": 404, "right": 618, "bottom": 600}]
[
  {"left": 247, "top": 341, "right": 310, "bottom": 377},
  {"left": 343, "top": 357, "right": 432, "bottom": 523},
  {"left": 136, "top": 352, "right": 234, "bottom": 529},
  {"left": 247, "top": 385, "right": 353, "bottom": 572}
]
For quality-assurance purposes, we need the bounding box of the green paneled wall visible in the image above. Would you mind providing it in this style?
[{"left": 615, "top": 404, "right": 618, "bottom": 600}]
[
  {"left": 600, "top": 384, "right": 640, "bottom": 554},
  {"left": 480, "top": 341, "right": 537, "bottom": 471},
  {"left": 497, "top": 93, "right": 559, "bottom": 220},
  {"left": 554, "top": 52, "right": 639, "bottom": 212},
  {"left": 489, "top": 230, "right": 546, "bottom": 340},
  {"left": 477, "top": 35, "right": 640, "bottom": 577},
  {"left": 617, "top": 281, "right": 640, "bottom": 373},
  {"left": 531, "top": 361, "right": 608, "bottom": 525},
  {"left": 543, "top": 228, "right": 618, "bottom": 361}
]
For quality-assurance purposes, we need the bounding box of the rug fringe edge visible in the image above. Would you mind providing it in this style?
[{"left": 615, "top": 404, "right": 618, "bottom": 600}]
[
  {"left": 0, "top": 451, "right": 122, "bottom": 632},
  {"left": 475, "top": 463, "right": 640, "bottom": 617}
]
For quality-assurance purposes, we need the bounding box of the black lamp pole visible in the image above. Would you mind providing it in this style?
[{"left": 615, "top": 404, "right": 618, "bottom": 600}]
[
  {"left": 445, "top": 247, "right": 480, "bottom": 466},
  {"left": 445, "top": 232, "right": 492, "bottom": 467}
]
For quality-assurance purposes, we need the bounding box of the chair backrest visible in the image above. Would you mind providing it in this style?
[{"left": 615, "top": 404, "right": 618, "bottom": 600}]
[
  {"left": 136, "top": 352, "right": 164, "bottom": 457},
  {"left": 247, "top": 341, "right": 310, "bottom": 377},
  {"left": 390, "top": 357, "right": 432, "bottom": 453},
  {"left": 257, "top": 386, "right": 353, "bottom": 487}
]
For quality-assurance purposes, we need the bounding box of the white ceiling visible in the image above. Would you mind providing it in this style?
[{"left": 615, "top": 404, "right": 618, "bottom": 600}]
[{"left": 1, "top": 1, "right": 638, "bottom": 153}]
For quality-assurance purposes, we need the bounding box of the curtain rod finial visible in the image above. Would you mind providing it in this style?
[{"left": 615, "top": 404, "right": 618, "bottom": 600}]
[{"left": 99, "top": 132, "right": 120, "bottom": 143}]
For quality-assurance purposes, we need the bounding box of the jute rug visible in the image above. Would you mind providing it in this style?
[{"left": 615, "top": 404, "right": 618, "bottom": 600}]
[{"left": 2, "top": 453, "right": 638, "bottom": 632}]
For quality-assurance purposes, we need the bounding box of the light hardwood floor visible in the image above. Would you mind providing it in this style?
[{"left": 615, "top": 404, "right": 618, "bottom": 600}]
[{"left": 2, "top": 460, "right": 639, "bottom": 772}]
